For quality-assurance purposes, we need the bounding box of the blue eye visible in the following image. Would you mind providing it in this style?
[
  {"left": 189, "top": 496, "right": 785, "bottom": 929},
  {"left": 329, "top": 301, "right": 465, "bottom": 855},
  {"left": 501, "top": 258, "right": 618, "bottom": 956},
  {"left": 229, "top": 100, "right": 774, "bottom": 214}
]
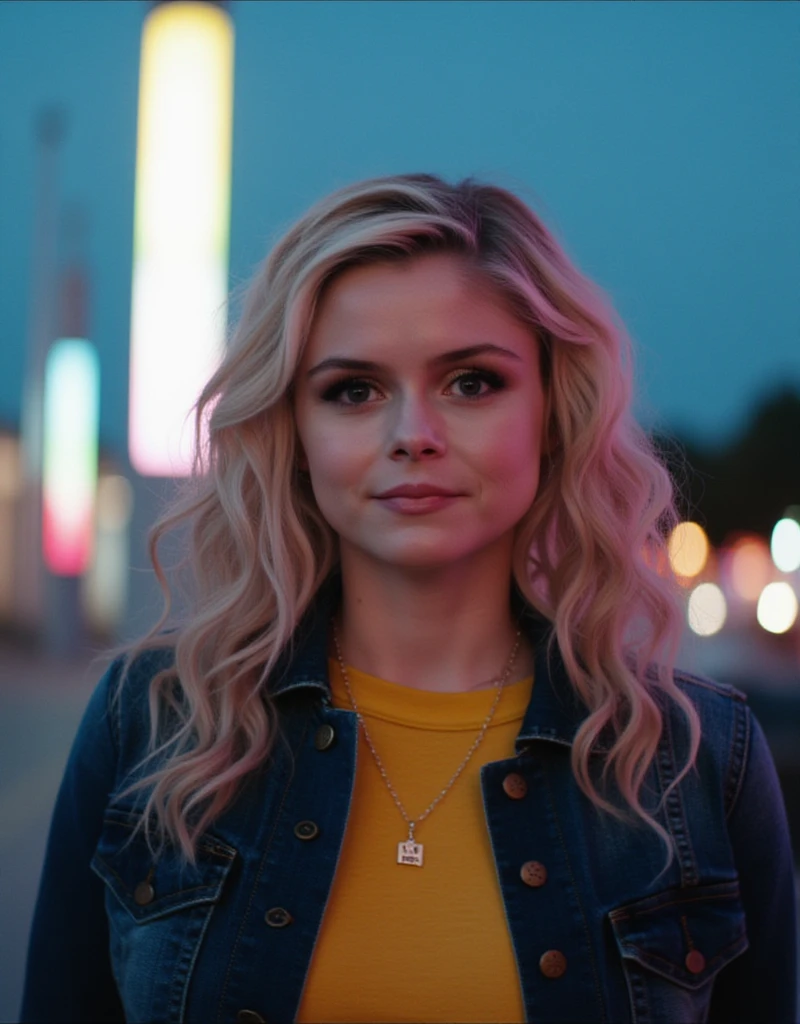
[
  {"left": 322, "top": 378, "right": 377, "bottom": 405},
  {"left": 321, "top": 369, "right": 506, "bottom": 407},
  {"left": 450, "top": 369, "right": 506, "bottom": 399}
]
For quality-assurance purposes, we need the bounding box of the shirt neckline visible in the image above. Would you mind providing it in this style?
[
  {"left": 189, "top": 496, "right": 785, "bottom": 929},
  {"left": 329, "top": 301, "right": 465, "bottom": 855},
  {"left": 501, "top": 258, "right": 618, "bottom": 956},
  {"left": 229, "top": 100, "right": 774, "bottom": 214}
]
[{"left": 328, "top": 657, "right": 534, "bottom": 731}]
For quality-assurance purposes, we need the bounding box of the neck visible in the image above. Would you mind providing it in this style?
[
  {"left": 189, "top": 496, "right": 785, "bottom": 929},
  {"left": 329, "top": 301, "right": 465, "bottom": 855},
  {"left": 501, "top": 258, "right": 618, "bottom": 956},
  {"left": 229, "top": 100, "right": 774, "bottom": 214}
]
[{"left": 329, "top": 555, "right": 535, "bottom": 693}]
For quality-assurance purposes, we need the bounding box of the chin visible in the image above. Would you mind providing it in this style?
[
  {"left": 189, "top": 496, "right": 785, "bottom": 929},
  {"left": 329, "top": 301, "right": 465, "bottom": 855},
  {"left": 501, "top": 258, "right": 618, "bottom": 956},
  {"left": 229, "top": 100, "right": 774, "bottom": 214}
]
[{"left": 363, "top": 534, "right": 505, "bottom": 572}]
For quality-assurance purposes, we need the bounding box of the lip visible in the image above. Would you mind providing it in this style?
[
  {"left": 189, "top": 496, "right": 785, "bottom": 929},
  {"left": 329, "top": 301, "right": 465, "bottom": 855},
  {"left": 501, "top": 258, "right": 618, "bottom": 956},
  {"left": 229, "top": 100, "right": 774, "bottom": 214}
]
[
  {"left": 377, "top": 494, "right": 460, "bottom": 515},
  {"left": 375, "top": 484, "right": 461, "bottom": 499}
]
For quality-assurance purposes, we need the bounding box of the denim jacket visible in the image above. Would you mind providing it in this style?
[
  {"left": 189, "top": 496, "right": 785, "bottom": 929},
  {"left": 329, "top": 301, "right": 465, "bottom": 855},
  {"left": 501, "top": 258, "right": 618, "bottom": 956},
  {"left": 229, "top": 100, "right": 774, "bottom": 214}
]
[{"left": 22, "top": 572, "right": 798, "bottom": 1023}]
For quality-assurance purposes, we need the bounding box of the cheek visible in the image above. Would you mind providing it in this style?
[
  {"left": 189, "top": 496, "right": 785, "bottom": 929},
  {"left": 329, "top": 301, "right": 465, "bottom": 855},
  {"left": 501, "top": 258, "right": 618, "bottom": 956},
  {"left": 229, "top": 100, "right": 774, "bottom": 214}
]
[
  {"left": 309, "top": 435, "right": 371, "bottom": 480},
  {"left": 475, "top": 406, "right": 544, "bottom": 480},
  {"left": 298, "top": 406, "right": 359, "bottom": 475},
  {"left": 303, "top": 430, "right": 378, "bottom": 507}
]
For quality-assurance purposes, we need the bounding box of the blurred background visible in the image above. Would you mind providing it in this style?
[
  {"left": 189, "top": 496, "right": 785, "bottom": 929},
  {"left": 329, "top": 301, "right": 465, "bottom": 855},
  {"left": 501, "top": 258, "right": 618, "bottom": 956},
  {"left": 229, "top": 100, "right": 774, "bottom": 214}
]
[{"left": 1, "top": 0, "right": 798, "bottom": 1018}]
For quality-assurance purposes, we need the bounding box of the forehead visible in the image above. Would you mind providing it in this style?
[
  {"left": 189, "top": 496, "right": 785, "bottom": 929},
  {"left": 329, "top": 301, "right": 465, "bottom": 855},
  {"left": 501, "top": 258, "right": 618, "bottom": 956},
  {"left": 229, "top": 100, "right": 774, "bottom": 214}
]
[{"left": 304, "top": 252, "right": 536, "bottom": 359}]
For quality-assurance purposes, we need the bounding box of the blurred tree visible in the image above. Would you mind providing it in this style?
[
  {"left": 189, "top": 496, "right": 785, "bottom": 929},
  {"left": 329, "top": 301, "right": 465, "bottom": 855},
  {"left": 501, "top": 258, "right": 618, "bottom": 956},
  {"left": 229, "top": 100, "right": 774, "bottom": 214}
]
[{"left": 652, "top": 387, "right": 800, "bottom": 547}]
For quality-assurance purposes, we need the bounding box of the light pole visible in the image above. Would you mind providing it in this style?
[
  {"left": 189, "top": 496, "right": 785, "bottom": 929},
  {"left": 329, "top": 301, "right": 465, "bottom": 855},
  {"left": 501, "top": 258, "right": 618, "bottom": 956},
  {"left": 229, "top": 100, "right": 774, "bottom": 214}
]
[{"left": 17, "top": 107, "right": 65, "bottom": 639}]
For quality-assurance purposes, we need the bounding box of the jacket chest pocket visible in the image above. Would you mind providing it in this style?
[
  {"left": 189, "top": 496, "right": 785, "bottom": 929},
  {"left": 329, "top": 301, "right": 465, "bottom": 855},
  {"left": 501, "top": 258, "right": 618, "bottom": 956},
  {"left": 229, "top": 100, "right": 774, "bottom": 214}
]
[
  {"left": 90, "top": 808, "right": 237, "bottom": 1024},
  {"left": 609, "top": 880, "right": 749, "bottom": 1024}
]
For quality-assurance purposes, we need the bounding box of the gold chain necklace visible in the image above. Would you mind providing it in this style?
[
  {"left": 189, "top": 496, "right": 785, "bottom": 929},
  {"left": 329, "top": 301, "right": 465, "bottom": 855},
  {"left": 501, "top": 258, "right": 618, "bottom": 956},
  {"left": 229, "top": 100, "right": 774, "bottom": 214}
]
[{"left": 331, "top": 617, "right": 522, "bottom": 867}]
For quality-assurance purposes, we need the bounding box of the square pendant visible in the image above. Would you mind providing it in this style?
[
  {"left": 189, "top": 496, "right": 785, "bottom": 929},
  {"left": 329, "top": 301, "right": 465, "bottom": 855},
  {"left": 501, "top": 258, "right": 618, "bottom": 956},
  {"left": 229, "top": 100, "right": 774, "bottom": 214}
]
[{"left": 397, "top": 839, "right": 424, "bottom": 866}]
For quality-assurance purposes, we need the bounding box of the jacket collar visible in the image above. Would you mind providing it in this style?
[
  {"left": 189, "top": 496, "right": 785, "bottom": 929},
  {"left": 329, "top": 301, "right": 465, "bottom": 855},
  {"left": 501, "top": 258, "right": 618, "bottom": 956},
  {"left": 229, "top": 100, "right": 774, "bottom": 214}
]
[{"left": 269, "top": 569, "right": 589, "bottom": 752}]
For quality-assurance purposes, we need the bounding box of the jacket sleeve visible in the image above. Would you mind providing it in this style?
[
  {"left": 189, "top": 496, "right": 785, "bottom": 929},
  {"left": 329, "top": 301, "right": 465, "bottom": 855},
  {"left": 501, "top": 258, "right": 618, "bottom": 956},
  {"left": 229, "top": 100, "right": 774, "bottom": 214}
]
[
  {"left": 20, "top": 659, "right": 126, "bottom": 1024},
  {"left": 709, "top": 703, "right": 798, "bottom": 1024}
]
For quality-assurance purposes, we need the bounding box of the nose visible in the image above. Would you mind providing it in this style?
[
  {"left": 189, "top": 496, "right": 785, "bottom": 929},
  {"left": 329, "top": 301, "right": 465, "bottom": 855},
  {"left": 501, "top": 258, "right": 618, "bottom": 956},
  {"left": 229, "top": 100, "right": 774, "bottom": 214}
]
[{"left": 387, "top": 389, "right": 446, "bottom": 462}]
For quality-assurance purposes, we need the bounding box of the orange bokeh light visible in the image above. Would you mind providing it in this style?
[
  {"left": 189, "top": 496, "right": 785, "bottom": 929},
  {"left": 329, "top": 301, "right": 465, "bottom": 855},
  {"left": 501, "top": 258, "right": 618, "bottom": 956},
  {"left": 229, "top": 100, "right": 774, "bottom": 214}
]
[{"left": 728, "top": 536, "right": 773, "bottom": 601}]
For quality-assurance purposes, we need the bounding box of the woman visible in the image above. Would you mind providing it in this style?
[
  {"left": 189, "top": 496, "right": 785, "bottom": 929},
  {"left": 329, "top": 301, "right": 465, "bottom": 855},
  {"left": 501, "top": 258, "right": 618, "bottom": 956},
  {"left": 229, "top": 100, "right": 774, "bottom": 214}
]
[{"left": 22, "top": 174, "right": 797, "bottom": 1023}]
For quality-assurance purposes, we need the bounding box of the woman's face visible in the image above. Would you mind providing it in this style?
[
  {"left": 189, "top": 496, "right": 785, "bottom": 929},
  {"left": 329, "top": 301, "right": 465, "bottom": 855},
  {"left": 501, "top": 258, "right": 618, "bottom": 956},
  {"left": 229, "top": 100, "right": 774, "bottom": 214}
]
[{"left": 292, "top": 252, "right": 547, "bottom": 572}]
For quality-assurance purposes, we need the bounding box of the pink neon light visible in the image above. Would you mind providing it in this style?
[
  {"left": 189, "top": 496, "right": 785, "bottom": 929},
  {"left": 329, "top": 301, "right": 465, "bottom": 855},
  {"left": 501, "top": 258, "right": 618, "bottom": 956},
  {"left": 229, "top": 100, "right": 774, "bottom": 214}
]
[{"left": 43, "top": 497, "right": 93, "bottom": 576}]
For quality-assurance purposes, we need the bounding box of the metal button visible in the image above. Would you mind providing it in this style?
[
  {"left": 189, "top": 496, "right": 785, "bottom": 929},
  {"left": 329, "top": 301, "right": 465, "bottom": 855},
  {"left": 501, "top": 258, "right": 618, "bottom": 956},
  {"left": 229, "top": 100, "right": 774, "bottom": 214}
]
[
  {"left": 237, "top": 1011, "right": 266, "bottom": 1024},
  {"left": 520, "top": 860, "right": 547, "bottom": 887},
  {"left": 265, "top": 906, "right": 293, "bottom": 928},
  {"left": 502, "top": 772, "right": 528, "bottom": 799},
  {"left": 314, "top": 723, "right": 336, "bottom": 750},
  {"left": 133, "top": 881, "right": 155, "bottom": 905},
  {"left": 294, "top": 820, "right": 320, "bottom": 841},
  {"left": 685, "top": 950, "right": 706, "bottom": 974},
  {"left": 539, "top": 950, "right": 567, "bottom": 978}
]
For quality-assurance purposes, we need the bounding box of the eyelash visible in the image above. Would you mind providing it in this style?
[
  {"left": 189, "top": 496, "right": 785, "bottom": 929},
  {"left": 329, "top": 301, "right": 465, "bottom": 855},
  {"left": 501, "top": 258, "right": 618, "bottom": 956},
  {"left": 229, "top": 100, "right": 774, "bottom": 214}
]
[{"left": 320, "top": 368, "right": 507, "bottom": 407}]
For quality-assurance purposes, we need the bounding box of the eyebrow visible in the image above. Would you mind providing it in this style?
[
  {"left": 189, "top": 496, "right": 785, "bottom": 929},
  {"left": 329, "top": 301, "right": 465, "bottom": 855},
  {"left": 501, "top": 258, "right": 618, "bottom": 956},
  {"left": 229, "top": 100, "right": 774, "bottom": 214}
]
[{"left": 305, "top": 343, "right": 523, "bottom": 379}]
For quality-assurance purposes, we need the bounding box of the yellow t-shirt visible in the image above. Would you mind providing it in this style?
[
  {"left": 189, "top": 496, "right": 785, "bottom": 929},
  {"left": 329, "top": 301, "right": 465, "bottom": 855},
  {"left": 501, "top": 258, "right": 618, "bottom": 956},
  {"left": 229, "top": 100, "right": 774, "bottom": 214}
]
[{"left": 295, "top": 657, "right": 534, "bottom": 1024}]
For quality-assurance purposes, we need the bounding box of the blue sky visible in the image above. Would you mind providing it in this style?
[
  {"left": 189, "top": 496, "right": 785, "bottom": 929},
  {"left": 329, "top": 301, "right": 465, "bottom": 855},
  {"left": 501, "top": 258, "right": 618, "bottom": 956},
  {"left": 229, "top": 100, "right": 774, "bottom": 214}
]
[{"left": 1, "top": 0, "right": 798, "bottom": 460}]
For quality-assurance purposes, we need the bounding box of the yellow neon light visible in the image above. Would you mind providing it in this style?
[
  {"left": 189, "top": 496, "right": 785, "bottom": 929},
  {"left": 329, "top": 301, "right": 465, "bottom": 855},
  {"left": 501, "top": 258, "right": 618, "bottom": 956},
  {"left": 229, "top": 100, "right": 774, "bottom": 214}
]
[{"left": 129, "top": 1, "right": 234, "bottom": 476}]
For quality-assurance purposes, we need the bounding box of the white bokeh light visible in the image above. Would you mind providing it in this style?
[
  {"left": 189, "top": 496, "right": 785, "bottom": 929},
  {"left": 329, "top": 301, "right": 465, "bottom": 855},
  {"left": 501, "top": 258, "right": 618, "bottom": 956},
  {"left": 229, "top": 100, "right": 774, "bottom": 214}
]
[
  {"left": 756, "top": 582, "right": 799, "bottom": 634},
  {"left": 771, "top": 518, "right": 800, "bottom": 573},
  {"left": 687, "top": 583, "right": 727, "bottom": 637}
]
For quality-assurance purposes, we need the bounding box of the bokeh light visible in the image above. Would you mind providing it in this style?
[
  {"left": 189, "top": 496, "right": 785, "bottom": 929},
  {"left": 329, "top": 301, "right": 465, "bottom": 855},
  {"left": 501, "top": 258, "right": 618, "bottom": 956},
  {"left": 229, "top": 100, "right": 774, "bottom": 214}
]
[
  {"left": 771, "top": 518, "right": 800, "bottom": 573},
  {"left": 82, "top": 474, "right": 134, "bottom": 632},
  {"left": 42, "top": 339, "right": 99, "bottom": 575},
  {"left": 756, "top": 582, "right": 799, "bottom": 634},
  {"left": 0, "top": 435, "right": 21, "bottom": 500},
  {"left": 96, "top": 475, "right": 134, "bottom": 532},
  {"left": 129, "top": 1, "right": 234, "bottom": 476},
  {"left": 687, "top": 583, "right": 727, "bottom": 637},
  {"left": 0, "top": 435, "right": 20, "bottom": 618},
  {"left": 668, "top": 521, "right": 709, "bottom": 579},
  {"left": 728, "top": 536, "right": 773, "bottom": 601}
]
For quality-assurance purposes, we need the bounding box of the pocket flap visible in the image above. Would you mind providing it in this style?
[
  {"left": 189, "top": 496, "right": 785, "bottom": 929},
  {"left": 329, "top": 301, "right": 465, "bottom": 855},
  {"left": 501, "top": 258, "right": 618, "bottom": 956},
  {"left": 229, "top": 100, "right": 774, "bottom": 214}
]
[
  {"left": 609, "top": 880, "right": 748, "bottom": 990},
  {"left": 90, "top": 807, "right": 237, "bottom": 923}
]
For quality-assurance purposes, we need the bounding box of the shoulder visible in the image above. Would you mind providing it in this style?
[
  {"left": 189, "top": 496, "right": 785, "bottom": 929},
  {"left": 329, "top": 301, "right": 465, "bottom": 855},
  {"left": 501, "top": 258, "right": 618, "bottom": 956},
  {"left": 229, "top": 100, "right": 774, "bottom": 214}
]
[
  {"left": 47, "top": 643, "right": 179, "bottom": 827},
  {"left": 109, "top": 644, "right": 177, "bottom": 693},
  {"left": 669, "top": 666, "right": 750, "bottom": 736},
  {"left": 669, "top": 667, "right": 750, "bottom": 741},
  {"left": 101, "top": 643, "right": 176, "bottom": 707},
  {"left": 671, "top": 667, "right": 748, "bottom": 706},
  {"left": 641, "top": 662, "right": 750, "bottom": 751},
  {"left": 645, "top": 662, "right": 750, "bottom": 723},
  {"left": 93, "top": 643, "right": 178, "bottom": 775},
  {"left": 656, "top": 665, "right": 754, "bottom": 819}
]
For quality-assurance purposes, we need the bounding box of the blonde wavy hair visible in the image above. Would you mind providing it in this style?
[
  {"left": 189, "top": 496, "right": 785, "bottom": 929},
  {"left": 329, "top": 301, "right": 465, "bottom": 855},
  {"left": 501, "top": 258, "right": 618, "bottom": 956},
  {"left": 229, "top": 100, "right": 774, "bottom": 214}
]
[{"left": 115, "top": 173, "right": 700, "bottom": 865}]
